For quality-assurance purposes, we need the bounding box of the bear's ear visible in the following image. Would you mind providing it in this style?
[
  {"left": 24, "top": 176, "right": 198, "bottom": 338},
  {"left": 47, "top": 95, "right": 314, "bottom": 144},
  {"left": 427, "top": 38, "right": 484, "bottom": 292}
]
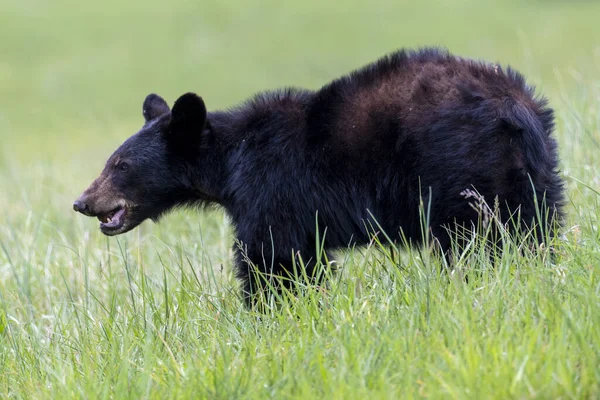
[
  {"left": 142, "top": 94, "right": 170, "bottom": 122},
  {"left": 168, "top": 92, "right": 208, "bottom": 142}
]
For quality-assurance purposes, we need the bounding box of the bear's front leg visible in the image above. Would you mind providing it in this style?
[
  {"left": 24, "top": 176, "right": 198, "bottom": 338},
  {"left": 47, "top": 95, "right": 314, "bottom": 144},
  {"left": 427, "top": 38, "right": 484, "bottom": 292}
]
[{"left": 232, "top": 238, "right": 326, "bottom": 309}]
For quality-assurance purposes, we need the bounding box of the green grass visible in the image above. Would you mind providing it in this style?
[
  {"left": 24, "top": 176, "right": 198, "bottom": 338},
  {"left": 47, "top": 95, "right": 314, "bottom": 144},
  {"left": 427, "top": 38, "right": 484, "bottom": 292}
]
[{"left": 1, "top": 0, "right": 600, "bottom": 398}]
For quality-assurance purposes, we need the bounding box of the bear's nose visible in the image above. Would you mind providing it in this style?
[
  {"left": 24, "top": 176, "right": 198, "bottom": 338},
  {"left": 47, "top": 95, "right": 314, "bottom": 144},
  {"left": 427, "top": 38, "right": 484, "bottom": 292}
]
[{"left": 73, "top": 199, "right": 92, "bottom": 215}]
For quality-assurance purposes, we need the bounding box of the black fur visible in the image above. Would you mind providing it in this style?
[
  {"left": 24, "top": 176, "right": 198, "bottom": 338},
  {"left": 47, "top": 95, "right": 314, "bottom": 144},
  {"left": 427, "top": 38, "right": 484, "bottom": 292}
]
[{"left": 75, "top": 47, "right": 564, "bottom": 306}]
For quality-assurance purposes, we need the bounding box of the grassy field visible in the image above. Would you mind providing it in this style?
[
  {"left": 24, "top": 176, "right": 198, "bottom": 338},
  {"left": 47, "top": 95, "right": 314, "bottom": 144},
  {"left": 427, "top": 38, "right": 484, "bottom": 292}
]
[{"left": 1, "top": 0, "right": 600, "bottom": 398}]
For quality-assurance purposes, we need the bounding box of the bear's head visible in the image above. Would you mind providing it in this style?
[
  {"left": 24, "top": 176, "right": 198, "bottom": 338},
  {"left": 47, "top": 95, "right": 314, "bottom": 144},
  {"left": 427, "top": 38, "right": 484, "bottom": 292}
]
[{"left": 73, "top": 92, "right": 214, "bottom": 236}]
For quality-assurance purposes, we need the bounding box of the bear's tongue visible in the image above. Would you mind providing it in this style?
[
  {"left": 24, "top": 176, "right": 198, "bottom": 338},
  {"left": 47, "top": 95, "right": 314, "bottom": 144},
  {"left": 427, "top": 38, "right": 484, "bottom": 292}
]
[{"left": 99, "top": 207, "right": 126, "bottom": 228}]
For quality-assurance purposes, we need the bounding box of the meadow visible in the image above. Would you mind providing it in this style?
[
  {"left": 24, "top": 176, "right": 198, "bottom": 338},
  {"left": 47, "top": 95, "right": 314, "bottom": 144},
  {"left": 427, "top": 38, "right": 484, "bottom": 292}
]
[{"left": 1, "top": 0, "right": 599, "bottom": 398}]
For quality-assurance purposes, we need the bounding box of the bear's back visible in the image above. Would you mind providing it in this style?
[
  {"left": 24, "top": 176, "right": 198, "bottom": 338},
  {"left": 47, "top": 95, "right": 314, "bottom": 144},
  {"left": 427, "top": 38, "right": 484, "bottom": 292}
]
[{"left": 307, "top": 47, "right": 543, "bottom": 159}]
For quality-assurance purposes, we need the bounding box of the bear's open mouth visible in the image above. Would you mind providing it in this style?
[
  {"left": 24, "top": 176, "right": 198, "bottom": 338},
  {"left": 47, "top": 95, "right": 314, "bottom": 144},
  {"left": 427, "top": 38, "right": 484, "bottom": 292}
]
[{"left": 98, "top": 206, "right": 127, "bottom": 232}]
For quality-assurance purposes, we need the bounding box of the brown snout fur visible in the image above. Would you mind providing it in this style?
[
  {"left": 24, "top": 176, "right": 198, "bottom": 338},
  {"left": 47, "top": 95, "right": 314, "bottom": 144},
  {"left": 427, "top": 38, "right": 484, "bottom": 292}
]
[{"left": 74, "top": 172, "right": 124, "bottom": 216}]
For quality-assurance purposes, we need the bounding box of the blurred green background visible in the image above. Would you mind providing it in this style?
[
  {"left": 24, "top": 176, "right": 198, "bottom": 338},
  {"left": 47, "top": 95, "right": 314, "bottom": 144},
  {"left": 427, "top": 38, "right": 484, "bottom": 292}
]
[{"left": 2, "top": 0, "right": 599, "bottom": 157}]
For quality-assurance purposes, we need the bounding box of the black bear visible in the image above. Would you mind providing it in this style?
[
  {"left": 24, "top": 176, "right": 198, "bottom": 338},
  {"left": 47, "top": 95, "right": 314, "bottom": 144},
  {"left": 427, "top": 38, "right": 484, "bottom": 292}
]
[{"left": 74, "top": 47, "right": 564, "bottom": 306}]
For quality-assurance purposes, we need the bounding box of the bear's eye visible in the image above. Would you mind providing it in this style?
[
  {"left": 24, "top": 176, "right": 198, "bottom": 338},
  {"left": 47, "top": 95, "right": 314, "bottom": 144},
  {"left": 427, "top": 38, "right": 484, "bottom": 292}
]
[{"left": 118, "top": 162, "right": 129, "bottom": 172}]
